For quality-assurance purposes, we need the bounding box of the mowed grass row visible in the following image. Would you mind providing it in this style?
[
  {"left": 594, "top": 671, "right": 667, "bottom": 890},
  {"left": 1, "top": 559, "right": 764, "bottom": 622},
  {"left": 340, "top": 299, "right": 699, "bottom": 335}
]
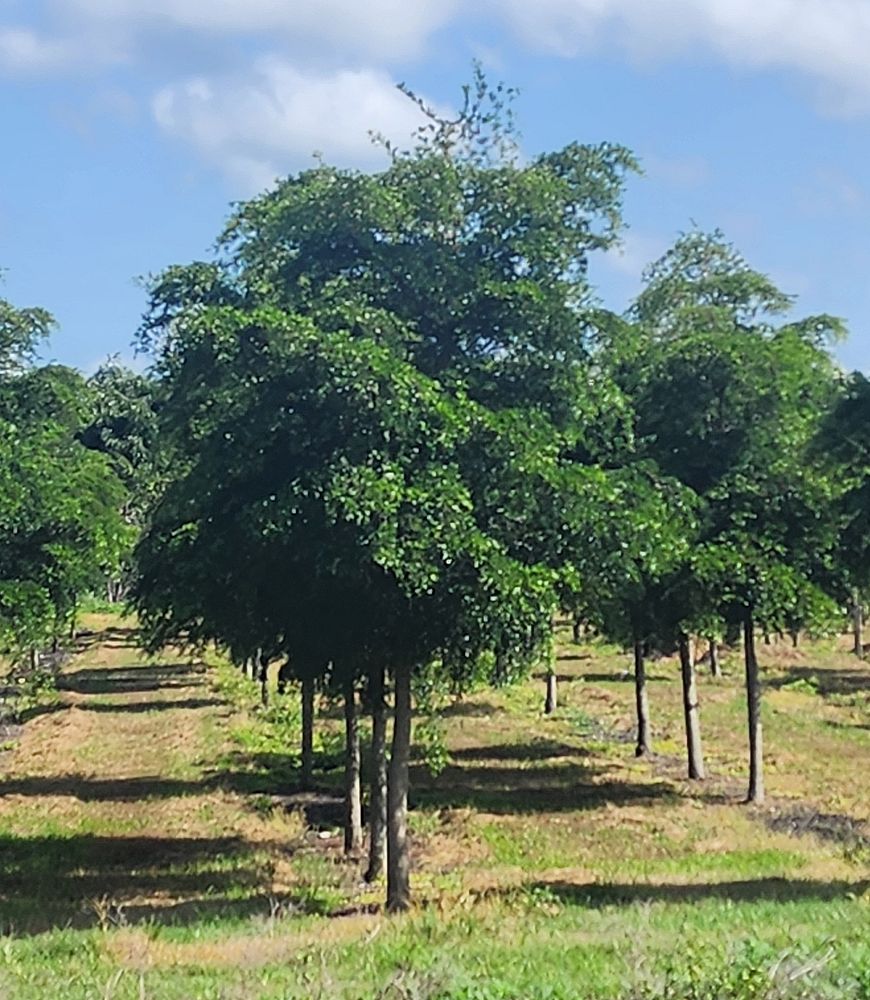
[{"left": 0, "top": 615, "right": 867, "bottom": 999}]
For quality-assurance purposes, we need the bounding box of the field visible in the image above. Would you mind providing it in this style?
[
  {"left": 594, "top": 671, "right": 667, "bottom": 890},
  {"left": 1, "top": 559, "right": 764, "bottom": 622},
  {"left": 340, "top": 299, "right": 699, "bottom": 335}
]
[{"left": 0, "top": 614, "right": 867, "bottom": 999}]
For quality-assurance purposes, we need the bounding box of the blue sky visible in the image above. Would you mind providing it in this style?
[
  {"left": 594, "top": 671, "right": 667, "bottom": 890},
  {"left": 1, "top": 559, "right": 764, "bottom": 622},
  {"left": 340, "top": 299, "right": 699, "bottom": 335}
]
[{"left": 1, "top": 0, "right": 868, "bottom": 373}]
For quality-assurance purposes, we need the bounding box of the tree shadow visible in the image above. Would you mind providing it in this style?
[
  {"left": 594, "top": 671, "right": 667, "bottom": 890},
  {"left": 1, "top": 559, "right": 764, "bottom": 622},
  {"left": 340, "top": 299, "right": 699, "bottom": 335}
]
[
  {"left": 440, "top": 700, "right": 502, "bottom": 719},
  {"left": 578, "top": 672, "right": 670, "bottom": 684},
  {"left": 768, "top": 665, "right": 870, "bottom": 699},
  {"left": 536, "top": 877, "right": 869, "bottom": 908},
  {"left": 0, "top": 833, "right": 293, "bottom": 936},
  {"left": 450, "top": 740, "right": 589, "bottom": 763},
  {"left": 412, "top": 759, "right": 677, "bottom": 814},
  {"left": 0, "top": 774, "right": 211, "bottom": 801},
  {"left": 59, "top": 664, "right": 206, "bottom": 695},
  {"left": 766, "top": 806, "right": 869, "bottom": 849},
  {"left": 77, "top": 698, "right": 225, "bottom": 714}
]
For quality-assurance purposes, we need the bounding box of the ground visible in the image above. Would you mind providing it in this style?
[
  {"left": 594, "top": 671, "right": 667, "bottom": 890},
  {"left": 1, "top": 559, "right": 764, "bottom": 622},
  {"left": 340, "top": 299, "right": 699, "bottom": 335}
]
[{"left": 0, "top": 616, "right": 867, "bottom": 999}]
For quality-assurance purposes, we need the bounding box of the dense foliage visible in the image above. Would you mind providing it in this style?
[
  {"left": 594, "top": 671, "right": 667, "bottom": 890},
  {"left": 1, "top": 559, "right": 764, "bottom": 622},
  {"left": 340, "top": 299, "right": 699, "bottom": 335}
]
[{"left": 2, "top": 73, "right": 866, "bottom": 912}]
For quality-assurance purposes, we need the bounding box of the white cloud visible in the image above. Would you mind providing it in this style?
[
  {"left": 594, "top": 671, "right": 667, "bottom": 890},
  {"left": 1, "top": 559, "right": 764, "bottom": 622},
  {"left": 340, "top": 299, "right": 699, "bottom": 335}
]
[
  {"left": 63, "top": 0, "right": 456, "bottom": 60},
  {"left": 796, "top": 167, "right": 867, "bottom": 218},
  {"left": 152, "top": 62, "right": 437, "bottom": 192},
  {"left": 0, "top": 26, "right": 74, "bottom": 72},
  {"left": 644, "top": 153, "right": 710, "bottom": 189},
  {"left": 602, "top": 230, "right": 669, "bottom": 278},
  {"left": 497, "top": 0, "right": 870, "bottom": 114}
]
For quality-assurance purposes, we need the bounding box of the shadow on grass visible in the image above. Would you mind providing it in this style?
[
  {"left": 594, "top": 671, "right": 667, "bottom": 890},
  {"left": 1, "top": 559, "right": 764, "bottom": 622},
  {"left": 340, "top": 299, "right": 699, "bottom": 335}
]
[
  {"left": 412, "top": 759, "right": 677, "bottom": 814},
  {"left": 577, "top": 672, "right": 671, "bottom": 684},
  {"left": 537, "top": 877, "right": 870, "bottom": 907},
  {"left": 58, "top": 664, "right": 206, "bottom": 696},
  {"left": 77, "top": 697, "right": 225, "bottom": 715},
  {"left": 768, "top": 665, "right": 870, "bottom": 699},
  {"left": 0, "top": 832, "right": 342, "bottom": 936},
  {"left": 449, "top": 740, "right": 589, "bottom": 763},
  {"left": 440, "top": 700, "right": 502, "bottom": 719}
]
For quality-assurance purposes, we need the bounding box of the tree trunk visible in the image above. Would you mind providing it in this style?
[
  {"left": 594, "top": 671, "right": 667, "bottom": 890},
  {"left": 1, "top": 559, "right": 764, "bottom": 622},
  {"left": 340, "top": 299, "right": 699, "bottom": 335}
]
[
  {"left": 365, "top": 663, "right": 388, "bottom": 883},
  {"left": 387, "top": 664, "right": 412, "bottom": 913},
  {"left": 343, "top": 678, "right": 363, "bottom": 856},
  {"left": 709, "top": 637, "right": 721, "bottom": 678},
  {"left": 544, "top": 668, "right": 557, "bottom": 715},
  {"left": 852, "top": 592, "right": 864, "bottom": 660},
  {"left": 258, "top": 653, "right": 269, "bottom": 707},
  {"left": 789, "top": 628, "right": 799, "bottom": 649},
  {"left": 678, "top": 633, "right": 705, "bottom": 780},
  {"left": 633, "top": 639, "right": 651, "bottom": 757},
  {"left": 301, "top": 676, "right": 314, "bottom": 790},
  {"left": 572, "top": 617, "right": 583, "bottom": 644},
  {"left": 743, "top": 612, "right": 765, "bottom": 804}
]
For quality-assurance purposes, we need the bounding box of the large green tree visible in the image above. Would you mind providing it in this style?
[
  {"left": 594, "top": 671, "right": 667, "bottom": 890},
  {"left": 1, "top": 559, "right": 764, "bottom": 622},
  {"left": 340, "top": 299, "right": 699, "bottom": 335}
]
[{"left": 607, "top": 231, "right": 843, "bottom": 802}]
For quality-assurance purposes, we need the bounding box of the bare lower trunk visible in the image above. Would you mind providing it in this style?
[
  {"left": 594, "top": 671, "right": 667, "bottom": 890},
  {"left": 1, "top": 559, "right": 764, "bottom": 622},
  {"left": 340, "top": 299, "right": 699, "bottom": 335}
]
[
  {"left": 743, "top": 613, "right": 764, "bottom": 804},
  {"left": 544, "top": 669, "right": 557, "bottom": 715},
  {"left": 852, "top": 593, "right": 864, "bottom": 660},
  {"left": 572, "top": 618, "right": 583, "bottom": 643},
  {"left": 258, "top": 653, "right": 269, "bottom": 707},
  {"left": 709, "top": 637, "right": 721, "bottom": 678},
  {"left": 678, "top": 633, "right": 705, "bottom": 780},
  {"left": 387, "top": 664, "right": 412, "bottom": 913},
  {"left": 301, "top": 676, "right": 314, "bottom": 790},
  {"left": 633, "top": 639, "right": 651, "bottom": 757},
  {"left": 276, "top": 660, "right": 290, "bottom": 696},
  {"left": 365, "top": 663, "right": 388, "bottom": 883},
  {"left": 343, "top": 678, "right": 363, "bottom": 856},
  {"left": 789, "top": 629, "right": 799, "bottom": 649}
]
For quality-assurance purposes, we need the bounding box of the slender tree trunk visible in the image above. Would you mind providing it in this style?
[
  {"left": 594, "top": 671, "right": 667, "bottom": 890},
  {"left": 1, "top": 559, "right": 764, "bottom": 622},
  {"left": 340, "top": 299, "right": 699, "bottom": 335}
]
[
  {"left": 258, "top": 652, "right": 269, "bottom": 707},
  {"left": 678, "top": 633, "right": 705, "bottom": 780},
  {"left": 852, "top": 591, "right": 864, "bottom": 660},
  {"left": 301, "top": 676, "right": 314, "bottom": 790},
  {"left": 789, "top": 629, "right": 799, "bottom": 649},
  {"left": 572, "top": 617, "right": 583, "bottom": 644},
  {"left": 743, "top": 612, "right": 764, "bottom": 804},
  {"left": 709, "top": 637, "right": 721, "bottom": 678},
  {"left": 387, "top": 664, "right": 412, "bottom": 913},
  {"left": 69, "top": 595, "right": 78, "bottom": 641},
  {"left": 544, "top": 667, "right": 557, "bottom": 715},
  {"left": 28, "top": 648, "right": 37, "bottom": 672},
  {"left": 365, "top": 663, "right": 388, "bottom": 883},
  {"left": 343, "top": 678, "right": 363, "bottom": 856},
  {"left": 633, "top": 639, "right": 651, "bottom": 757}
]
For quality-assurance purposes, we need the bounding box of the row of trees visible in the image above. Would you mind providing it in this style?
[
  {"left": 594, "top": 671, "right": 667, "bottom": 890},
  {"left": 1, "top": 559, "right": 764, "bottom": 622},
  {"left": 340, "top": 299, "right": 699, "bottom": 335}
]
[
  {"left": 3, "top": 72, "right": 868, "bottom": 913},
  {"left": 125, "top": 75, "right": 870, "bottom": 912},
  {"left": 0, "top": 286, "right": 159, "bottom": 667}
]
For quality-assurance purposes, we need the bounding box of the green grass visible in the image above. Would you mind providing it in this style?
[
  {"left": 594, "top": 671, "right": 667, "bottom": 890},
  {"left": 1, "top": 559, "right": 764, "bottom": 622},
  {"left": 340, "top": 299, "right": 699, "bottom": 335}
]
[{"left": 0, "top": 618, "right": 867, "bottom": 998}]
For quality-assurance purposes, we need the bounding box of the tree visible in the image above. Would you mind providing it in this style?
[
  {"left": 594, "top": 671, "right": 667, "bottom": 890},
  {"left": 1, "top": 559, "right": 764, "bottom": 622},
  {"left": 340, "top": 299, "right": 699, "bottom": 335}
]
[
  {"left": 0, "top": 305, "right": 128, "bottom": 659},
  {"left": 616, "top": 230, "right": 843, "bottom": 803},
  {"left": 133, "top": 71, "right": 648, "bottom": 910},
  {"left": 815, "top": 372, "right": 870, "bottom": 658}
]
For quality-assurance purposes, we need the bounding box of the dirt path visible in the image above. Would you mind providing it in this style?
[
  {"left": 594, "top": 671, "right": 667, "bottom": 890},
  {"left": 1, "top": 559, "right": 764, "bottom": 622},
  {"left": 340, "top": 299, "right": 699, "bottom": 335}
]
[{"left": 0, "top": 619, "right": 287, "bottom": 933}]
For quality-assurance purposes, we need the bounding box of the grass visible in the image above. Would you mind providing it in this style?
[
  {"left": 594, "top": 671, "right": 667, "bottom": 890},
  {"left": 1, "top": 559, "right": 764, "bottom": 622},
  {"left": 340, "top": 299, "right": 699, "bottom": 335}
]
[{"left": 0, "top": 616, "right": 867, "bottom": 998}]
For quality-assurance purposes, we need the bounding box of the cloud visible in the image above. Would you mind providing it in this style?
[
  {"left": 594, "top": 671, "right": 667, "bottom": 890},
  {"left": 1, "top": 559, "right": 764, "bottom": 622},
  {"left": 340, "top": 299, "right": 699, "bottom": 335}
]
[
  {"left": 63, "top": 0, "right": 456, "bottom": 60},
  {"left": 644, "top": 153, "right": 710, "bottom": 189},
  {"left": 497, "top": 0, "right": 870, "bottom": 115},
  {"left": 602, "top": 230, "right": 669, "bottom": 279},
  {"left": 152, "top": 62, "right": 437, "bottom": 192},
  {"left": 0, "top": 26, "right": 75, "bottom": 73},
  {"left": 796, "top": 166, "right": 866, "bottom": 218}
]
